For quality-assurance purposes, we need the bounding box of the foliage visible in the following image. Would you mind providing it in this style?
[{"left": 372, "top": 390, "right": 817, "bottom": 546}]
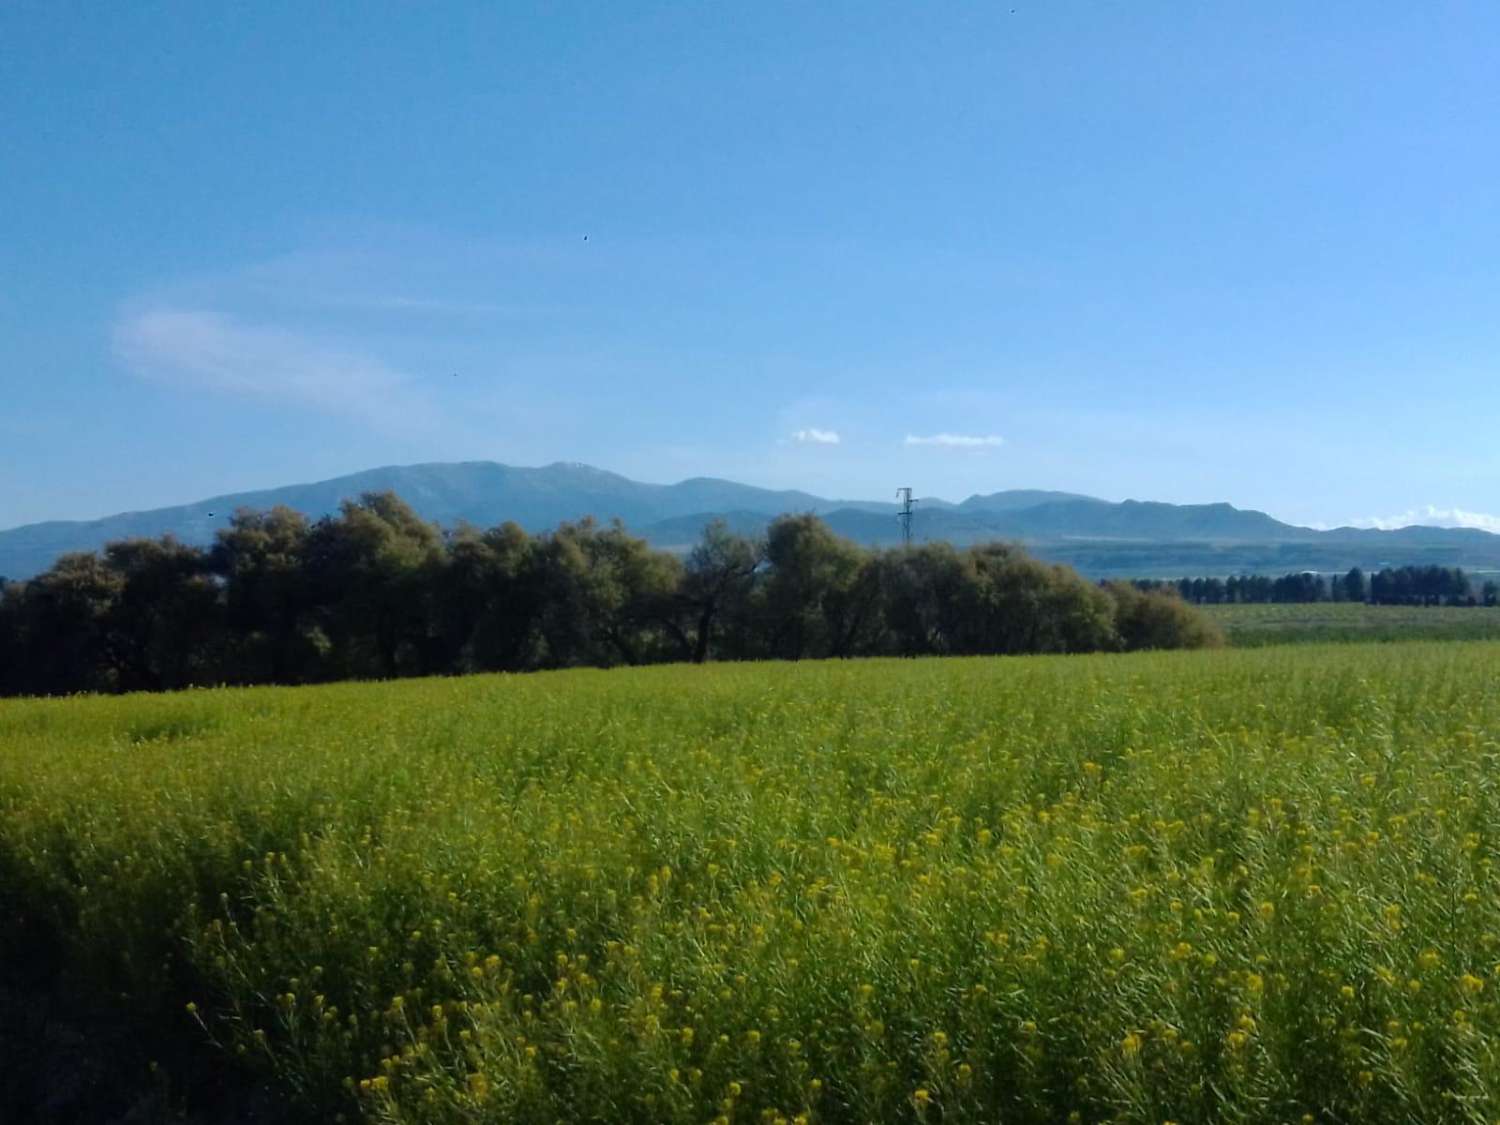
[
  {"left": 1136, "top": 566, "right": 1492, "bottom": 607},
  {"left": 0, "top": 496, "right": 1222, "bottom": 697},
  {"left": 1106, "top": 582, "right": 1226, "bottom": 651},
  {"left": 5, "top": 645, "right": 1500, "bottom": 1122},
  {"left": 1205, "top": 603, "right": 1500, "bottom": 647},
  {"left": 961, "top": 545, "right": 1120, "bottom": 654}
]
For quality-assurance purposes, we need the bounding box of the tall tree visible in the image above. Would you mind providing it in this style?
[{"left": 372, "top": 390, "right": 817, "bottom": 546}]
[
  {"left": 759, "top": 514, "right": 866, "bottom": 660},
  {"left": 959, "top": 544, "right": 1118, "bottom": 655},
  {"left": 534, "top": 519, "right": 682, "bottom": 667},
  {"left": 437, "top": 521, "right": 541, "bottom": 672},
  {"left": 5, "top": 553, "right": 124, "bottom": 694},
  {"left": 678, "top": 520, "right": 759, "bottom": 663},
  {"left": 0, "top": 580, "right": 24, "bottom": 695},
  {"left": 877, "top": 542, "right": 970, "bottom": 656},
  {"left": 0, "top": 501, "right": 1232, "bottom": 697},
  {"left": 211, "top": 506, "right": 316, "bottom": 683},
  {"left": 102, "top": 536, "right": 221, "bottom": 691},
  {"left": 304, "top": 492, "right": 446, "bottom": 678}
]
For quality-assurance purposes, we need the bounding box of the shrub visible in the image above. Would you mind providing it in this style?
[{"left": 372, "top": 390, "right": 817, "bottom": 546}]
[{"left": 1105, "top": 581, "right": 1225, "bottom": 651}]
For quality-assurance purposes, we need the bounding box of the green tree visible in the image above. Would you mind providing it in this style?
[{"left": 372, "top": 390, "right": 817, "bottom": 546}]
[
  {"left": 0, "top": 579, "right": 24, "bottom": 695},
  {"left": 1344, "top": 573, "right": 1368, "bottom": 609},
  {"left": 0, "top": 492, "right": 1238, "bottom": 698},
  {"left": 102, "top": 536, "right": 222, "bottom": 691},
  {"left": 678, "top": 520, "right": 759, "bottom": 663},
  {"left": 304, "top": 492, "right": 446, "bottom": 678},
  {"left": 876, "top": 542, "right": 971, "bottom": 656},
  {"left": 211, "top": 506, "right": 318, "bottom": 683},
  {"left": 759, "top": 514, "right": 867, "bottom": 660},
  {"left": 534, "top": 519, "right": 682, "bottom": 667},
  {"left": 1106, "top": 582, "right": 1224, "bottom": 651},
  {"left": 438, "top": 521, "right": 541, "bottom": 672},
  {"left": 5, "top": 552, "right": 124, "bottom": 694},
  {"left": 959, "top": 544, "right": 1118, "bottom": 655}
]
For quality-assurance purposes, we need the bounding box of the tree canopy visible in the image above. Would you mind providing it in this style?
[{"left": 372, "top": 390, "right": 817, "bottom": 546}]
[
  {"left": 0, "top": 492, "right": 1222, "bottom": 697},
  {"left": 1131, "top": 565, "right": 1490, "bottom": 607}
]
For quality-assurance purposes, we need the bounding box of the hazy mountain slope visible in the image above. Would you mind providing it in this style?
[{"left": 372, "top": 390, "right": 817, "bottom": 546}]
[
  {"left": 977, "top": 499, "right": 1309, "bottom": 541},
  {"left": 3, "top": 460, "right": 1499, "bottom": 579},
  {"left": 956, "top": 489, "right": 1098, "bottom": 512},
  {"left": 0, "top": 462, "right": 840, "bottom": 578}
]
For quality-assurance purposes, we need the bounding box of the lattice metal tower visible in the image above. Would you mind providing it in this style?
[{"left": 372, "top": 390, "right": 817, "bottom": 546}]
[{"left": 896, "top": 487, "right": 917, "bottom": 546}]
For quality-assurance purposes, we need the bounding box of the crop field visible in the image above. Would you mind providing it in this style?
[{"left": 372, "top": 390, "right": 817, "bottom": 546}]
[
  {"left": 5, "top": 646, "right": 1500, "bottom": 1123},
  {"left": 1204, "top": 603, "right": 1500, "bottom": 647}
]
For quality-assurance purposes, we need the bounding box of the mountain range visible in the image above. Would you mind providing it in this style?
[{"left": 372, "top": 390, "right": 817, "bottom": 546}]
[{"left": 2, "top": 460, "right": 1498, "bottom": 580}]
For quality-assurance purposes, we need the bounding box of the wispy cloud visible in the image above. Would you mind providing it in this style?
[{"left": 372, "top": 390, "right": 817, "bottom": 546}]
[
  {"left": 904, "top": 432, "right": 1004, "bottom": 449},
  {"left": 287, "top": 293, "right": 513, "bottom": 316},
  {"left": 1348, "top": 506, "right": 1500, "bottom": 534},
  {"left": 114, "top": 307, "right": 441, "bottom": 435},
  {"left": 791, "top": 427, "right": 841, "bottom": 445}
]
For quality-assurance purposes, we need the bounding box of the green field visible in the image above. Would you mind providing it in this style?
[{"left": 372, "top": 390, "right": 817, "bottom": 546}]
[
  {"left": 1205, "top": 602, "right": 1500, "bottom": 647},
  {"left": 6, "top": 646, "right": 1500, "bottom": 1123}
]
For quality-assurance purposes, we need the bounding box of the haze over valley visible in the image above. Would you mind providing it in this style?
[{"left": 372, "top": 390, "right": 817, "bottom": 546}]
[{"left": 4, "top": 460, "right": 1497, "bottom": 581}]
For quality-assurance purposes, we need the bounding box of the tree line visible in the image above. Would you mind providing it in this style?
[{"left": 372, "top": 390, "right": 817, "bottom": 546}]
[
  {"left": 0, "top": 491, "right": 1222, "bottom": 697},
  {"left": 1133, "top": 566, "right": 1500, "bottom": 607}
]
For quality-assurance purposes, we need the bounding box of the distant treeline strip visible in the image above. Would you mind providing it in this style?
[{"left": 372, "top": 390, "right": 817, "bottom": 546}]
[
  {"left": 0, "top": 492, "right": 1221, "bottom": 696},
  {"left": 1133, "top": 567, "right": 1500, "bottom": 607}
]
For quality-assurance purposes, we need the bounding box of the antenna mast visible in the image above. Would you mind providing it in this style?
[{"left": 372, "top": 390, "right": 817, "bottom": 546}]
[{"left": 896, "top": 487, "right": 917, "bottom": 546}]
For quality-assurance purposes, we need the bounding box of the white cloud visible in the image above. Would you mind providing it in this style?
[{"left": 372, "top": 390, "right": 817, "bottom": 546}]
[
  {"left": 1348, "top": 506, "right": 1500, "bottom": 534},
  {"left": 113, "top": 307, "right": 440, "bottom": 435},
  {"left": 791, "top": 427, "right": 841, "bottom": 445},
  {"left": 904, "top": 432, "right": 1004, "bottom": 449}
]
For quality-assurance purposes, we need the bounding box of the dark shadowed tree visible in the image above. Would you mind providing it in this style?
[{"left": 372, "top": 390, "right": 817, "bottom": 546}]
[
  {"left": 822, "top": 552, "right": 885, "bottom": 658},
  {"left": 211, "top": 506, "right": 317, "bottom": 683},
  {"left": 877, "top": 543, "right": 972, "bottom": 656},
  {"left": 677, "top": 520, "right": 759, "bottom": 663},
  {"left": 438, "top": 521, "right": 541, "bottom": 672},
  {"left": 1342, "top": 566, "right": 1366, "bottom": 604},
  {"left": 0, "top": 500, "right": 1230, "bottom": 697},
  {"left": 102, "top": 536, "right": 222, "bottom": 691},
  {"left": 4, "top": 553, "right": 124, "bottom": 694},
  {"left": 534, "top": 519, "right": 682, "bottom": 667},
  {"left": 0, "top": 580, "right": 24, "bottom": 695},
  {"left": 759, "top": 514, "right": 867, "bottom": 660},
  {"left": 304, "top": 492, "right": 446, "bottom": 679},
  {"left": 959, "top": 544, "right": 1119, "bottom": 655},
  {"left": 1106, "top": 582, "right": 1225, "bottom": 651}
]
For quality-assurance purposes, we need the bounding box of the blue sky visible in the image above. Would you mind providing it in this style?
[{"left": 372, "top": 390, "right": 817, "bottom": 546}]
[{"left": 3, "top": 1, "right": 1499, "bottom": 531}]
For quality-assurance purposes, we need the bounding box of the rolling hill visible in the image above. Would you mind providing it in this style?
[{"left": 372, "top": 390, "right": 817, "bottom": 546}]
[{"left": 2, "top": 460, "right": 1498, "bottom": 580}]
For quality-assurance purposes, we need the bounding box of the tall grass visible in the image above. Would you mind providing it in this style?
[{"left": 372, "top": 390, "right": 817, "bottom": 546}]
[
  {"left": 3, "top": 645, "right": 1500, "bottom": 1122},
  {"left": 1204, "top": 603, "right": 1500, "bottom": 647}
]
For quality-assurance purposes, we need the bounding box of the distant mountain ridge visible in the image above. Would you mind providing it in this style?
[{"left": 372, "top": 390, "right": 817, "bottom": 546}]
[{"left": 2, "top": 460, "right": 1497, "bottom": 580}]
